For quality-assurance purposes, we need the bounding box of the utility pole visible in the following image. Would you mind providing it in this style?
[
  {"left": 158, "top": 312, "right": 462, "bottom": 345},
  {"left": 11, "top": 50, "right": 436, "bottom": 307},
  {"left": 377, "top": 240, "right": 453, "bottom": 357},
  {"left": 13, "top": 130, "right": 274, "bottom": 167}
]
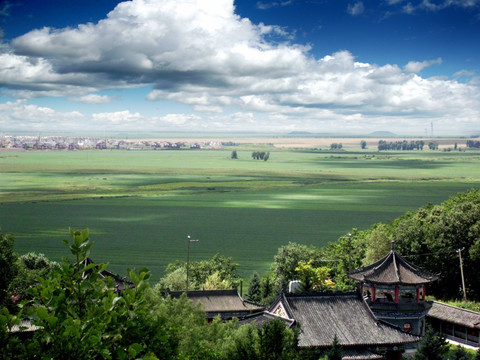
[
  {"left": 457, "top": 248, "right": 467, "bottom": 301},
  {"left": 186, "top": 235, "right": 199, "bottom": 291}
]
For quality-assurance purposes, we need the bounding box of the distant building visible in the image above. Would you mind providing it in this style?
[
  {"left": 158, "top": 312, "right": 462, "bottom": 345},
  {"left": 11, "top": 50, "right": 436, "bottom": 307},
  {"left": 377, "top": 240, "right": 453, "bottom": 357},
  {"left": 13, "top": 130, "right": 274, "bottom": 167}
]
[
  {"left": 427, "top": 301, "right": 480, "bottom": 348},
  {"left": 165, "top": 288, "right": 264, "bottom": 321}
]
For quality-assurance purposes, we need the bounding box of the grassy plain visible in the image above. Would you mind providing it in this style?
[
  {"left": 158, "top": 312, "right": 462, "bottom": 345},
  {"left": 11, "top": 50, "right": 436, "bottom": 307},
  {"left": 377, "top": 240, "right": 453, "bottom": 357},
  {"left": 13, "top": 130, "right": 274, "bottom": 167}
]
[{"left": 1, "top": 145, "right": 480, "bottom": 281}]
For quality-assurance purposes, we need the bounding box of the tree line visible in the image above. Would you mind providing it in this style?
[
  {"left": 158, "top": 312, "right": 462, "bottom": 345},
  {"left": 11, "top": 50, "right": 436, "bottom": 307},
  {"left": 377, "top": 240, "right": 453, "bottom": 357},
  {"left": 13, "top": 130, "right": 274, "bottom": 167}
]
[
  {"left": 466, "top": 140, "right": 480, "bottom": 148},
  {"left": 377, "top": 140, "right": 426, "bottom": 151}
]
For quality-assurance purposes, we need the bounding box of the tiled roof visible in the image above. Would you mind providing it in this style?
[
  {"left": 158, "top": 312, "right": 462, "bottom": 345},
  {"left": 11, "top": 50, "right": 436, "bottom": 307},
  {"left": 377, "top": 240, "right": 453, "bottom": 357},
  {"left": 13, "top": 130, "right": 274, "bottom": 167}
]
[
  {"left": 82, "top": 258, "right": 134, "bottom": 292},
  {"left": 279, "top": 292, "right": 421, "bottom": 348},
  {"left": 238, "top": 311, "right": 295, "bottom": 327},
  {"left": 427, "top": 301, "right": 480, "bottom": 329},
  {"left": 342, "top": 348, "right": 384, "bottom": 360},
  {"left": 348, "top": 243, "right": 438, "bottom": 285},
  {"left": 167, "top": 289, "right": 264, "bottom": 314}
]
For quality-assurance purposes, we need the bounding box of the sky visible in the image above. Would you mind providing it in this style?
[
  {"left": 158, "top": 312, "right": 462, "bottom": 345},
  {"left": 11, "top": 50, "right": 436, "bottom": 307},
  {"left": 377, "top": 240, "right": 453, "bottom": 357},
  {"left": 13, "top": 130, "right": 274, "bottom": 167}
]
[{"left": 0, "top": 0, "right": 479, "bottom": 136}]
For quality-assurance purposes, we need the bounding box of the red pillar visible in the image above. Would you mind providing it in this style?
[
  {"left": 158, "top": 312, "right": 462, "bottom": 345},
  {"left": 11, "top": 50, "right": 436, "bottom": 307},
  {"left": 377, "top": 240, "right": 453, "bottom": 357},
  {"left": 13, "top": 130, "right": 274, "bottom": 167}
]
[
  {"left": 395, "top": 286, "right": 399, "bottom": 303},
  {"left": 423, "top": 285, "right": 426, "bottom": 301},
  {"left": 372, "top": 284, "right": 376, "bottom": 301},
  {"left": 416, "top": 286, "right": 420, "bottom": 303}
]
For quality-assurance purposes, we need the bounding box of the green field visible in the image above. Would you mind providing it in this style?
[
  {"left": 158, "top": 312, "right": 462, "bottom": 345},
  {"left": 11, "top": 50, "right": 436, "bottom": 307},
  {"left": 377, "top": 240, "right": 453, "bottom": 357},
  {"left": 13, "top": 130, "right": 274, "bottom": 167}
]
[{"left": 1, "top": 148, "right": 480, "bottom": 281}]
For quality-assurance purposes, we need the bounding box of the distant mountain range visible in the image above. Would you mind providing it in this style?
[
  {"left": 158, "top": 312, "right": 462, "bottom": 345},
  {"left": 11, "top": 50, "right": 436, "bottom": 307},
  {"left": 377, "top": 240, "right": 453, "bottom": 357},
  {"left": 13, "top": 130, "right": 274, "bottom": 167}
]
[{"left": 285, "top": 131, "right": 399, "bottom": 138}]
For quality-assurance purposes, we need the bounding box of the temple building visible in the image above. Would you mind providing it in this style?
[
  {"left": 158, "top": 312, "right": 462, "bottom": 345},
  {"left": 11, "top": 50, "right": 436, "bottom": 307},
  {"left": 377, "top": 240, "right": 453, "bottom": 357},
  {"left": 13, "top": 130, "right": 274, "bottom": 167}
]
[{"left": 348, "top": 242, "right": 439, "bottom": 336}]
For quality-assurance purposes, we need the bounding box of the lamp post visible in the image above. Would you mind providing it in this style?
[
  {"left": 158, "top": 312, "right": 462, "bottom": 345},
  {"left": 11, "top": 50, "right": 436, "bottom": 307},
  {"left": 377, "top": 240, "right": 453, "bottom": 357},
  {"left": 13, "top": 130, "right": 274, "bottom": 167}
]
[
  {"left": 186, "top": 235, "right": 199, "bottom": 291},
  {"left": 457, "top": 248, "right": 467, "bottom": 301}
]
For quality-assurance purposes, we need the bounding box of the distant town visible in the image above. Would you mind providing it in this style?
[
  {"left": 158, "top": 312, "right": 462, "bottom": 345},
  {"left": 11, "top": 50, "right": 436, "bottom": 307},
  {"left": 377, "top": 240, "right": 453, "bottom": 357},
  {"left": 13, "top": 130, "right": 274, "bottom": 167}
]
[{"left": 0, "top": 135, "right": 223, "bottom": 151}]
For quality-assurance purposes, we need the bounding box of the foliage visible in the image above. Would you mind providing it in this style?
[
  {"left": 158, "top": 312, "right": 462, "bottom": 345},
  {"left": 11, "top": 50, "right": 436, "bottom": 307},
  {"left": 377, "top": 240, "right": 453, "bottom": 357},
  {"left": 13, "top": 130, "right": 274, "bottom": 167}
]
[
  {"left": 16, "top": 228, "right": 178, "bottom": 359},
  {"left": 346, "top": 190, "right": 480, "bottom": 300},
  {"left": 259, "top": 272, "right": 281, "bottom": 306},
  {"left": 159, "top": 254, "right": 240, "bottom": 293},
  {"left": 360, "top": 140, "right": 367, "bottom": 149},
  {"left": 362, "top": 223, "right": 393, "bottom": 265},
  {"left": 295, "top": 260, "right": 333, "bottom": 292},
  {"left": 245, "top": 272, "right": 261, "bottom": 303},
  {"left": 320, "top": 230, "right": 365, "bottom": 290},
  {"left": 324, "top": 334, "right": 343, "bottom": 360},
  {"left": 378, "top": 139, "right": 424, "bottom": 151},
  {"left": 251, "top": 151, "right": 270, "bottom": 161},
  {"left": 155, "top": 267, "right": 190, "bottom": 293},
  {"left": 414, "top": 327, "right": 449, "bottom": 360},
  {"left": 231, "top": 150, "right": 238, "bottom": 159},
  {"left": 273, "top": 242, "right": 322, "bottom": 285},
  {"left": 203, "top": 271, "right": 233, "bottom": 289},
  {"left": 447, "top": 346, "right": 472, "bottom": 360},
  {"left": 0, "top": 229, "right": 19, "bottom": 308},
  {"left": 257, "top": 318, "right": 299, "bottom": 360}
]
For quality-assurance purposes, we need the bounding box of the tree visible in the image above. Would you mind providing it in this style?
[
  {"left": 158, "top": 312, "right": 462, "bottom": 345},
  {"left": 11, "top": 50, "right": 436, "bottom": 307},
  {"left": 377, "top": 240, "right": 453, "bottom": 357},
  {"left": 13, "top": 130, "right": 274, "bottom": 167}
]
[
  {"left": 231, "top": 150, "right": 238, "bottom": 159},
  {"left": 362, "top": 223, "right": 392, "bottom": 265},
  {"left": 414, "top": 327, "right": 448, "bottom": 360},
  {"left": 448, "top": 346, "right": 471, "bottom": 360},
  {"left": 158, "top": 254, "right": 240, "bottom": 292},
  {"left": 295, "top": 260, "right": 332, "bottom": 292},
  {"left": 324, "top": 334, "right": 343, "bottom": 360},
  {"left": 258, "top": 318, "right": 299, "bottom": 360},
  {"left": 245, "top": 272, "right": 261, "bottom": 303},
  {"left": 22, "top": 228, "right": 178, "bottom": 359},
  {"left": 273, "top": 242, "right": 322, "bottom": 285},
  {"left": 0, "top": 229, "right": 19, "bottom": 308},
  {"left": 360, "top": 140, "right": 367, "bottom": 149}
]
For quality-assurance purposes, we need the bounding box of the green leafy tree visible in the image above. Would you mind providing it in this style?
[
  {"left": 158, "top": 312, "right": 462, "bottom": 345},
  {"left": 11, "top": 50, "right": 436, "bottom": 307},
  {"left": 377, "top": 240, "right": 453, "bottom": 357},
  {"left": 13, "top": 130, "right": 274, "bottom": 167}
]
[
  {"left": 155, "top": 267, "right": 190, "bottom": 293},
  {"left": 414, "top": 327, "right": 449, "bottom": 360},
  {"left": 22, "top": 228, "right": 178, "bottom": 359},
  {"left": 273, "top": 242, "right": 322, "bottom": 285},
  {"left": 362, "top": 223, "right": 392, "bottom": 265},
  {"left": 159, "top": 253, "right": 240, "bottom": 292},
  {"left": 0, "top": 229, "right": 19, "bottom": 308},
  {"left": 320, "top": 230, "right": 365, "bottom": 290},
  {"left": 360, "top": 140, "right": 367, "bottom": 149},
  {"left": 475, "top": 348, "right": 480, "bottom": 360},
  {"left": 231, "top": 150, "right": 238, "bottom": 159},
  {"left": 295, "top": 260, "right": 333, "bottom": 292}
]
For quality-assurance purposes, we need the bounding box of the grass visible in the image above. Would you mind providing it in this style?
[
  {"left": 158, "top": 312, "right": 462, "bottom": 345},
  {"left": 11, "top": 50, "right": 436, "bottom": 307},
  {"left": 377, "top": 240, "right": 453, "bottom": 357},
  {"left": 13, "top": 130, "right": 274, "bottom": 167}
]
[{"left": 1, "top": 149, "right": 480, "bottom": 282}]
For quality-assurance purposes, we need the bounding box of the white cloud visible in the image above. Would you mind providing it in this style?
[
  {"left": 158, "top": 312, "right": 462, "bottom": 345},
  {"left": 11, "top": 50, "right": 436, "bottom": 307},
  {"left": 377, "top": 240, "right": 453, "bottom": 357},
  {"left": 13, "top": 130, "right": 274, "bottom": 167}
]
[
  {"left": 0, "top": 0, "right": 479, "bottom": 134},
  {"left": 404, "top": 58, "right": 442, "bottom": 73},
  {"left": 0, "top": 100, "right": 84, "bottom": 130},
  {"left": 348, "top": 2, "right": 365, "bottom": 16},
  {"left": 69, "top": 94, "right": 114, "bottom": 104}
]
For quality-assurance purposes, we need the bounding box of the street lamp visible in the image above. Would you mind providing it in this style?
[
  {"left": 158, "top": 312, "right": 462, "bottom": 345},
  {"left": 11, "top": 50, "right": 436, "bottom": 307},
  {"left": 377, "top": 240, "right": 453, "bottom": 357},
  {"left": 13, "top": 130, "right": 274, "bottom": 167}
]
[{"left": 186, "top": 235, "right": 199, "bottom": 291}]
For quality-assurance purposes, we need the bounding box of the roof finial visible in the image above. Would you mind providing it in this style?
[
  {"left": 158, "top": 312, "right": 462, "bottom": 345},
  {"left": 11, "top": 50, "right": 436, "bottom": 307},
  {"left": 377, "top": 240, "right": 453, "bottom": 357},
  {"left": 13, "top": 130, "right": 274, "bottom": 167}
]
[{"left": 391, "top": 241, "right": 395, "bottom": 251}]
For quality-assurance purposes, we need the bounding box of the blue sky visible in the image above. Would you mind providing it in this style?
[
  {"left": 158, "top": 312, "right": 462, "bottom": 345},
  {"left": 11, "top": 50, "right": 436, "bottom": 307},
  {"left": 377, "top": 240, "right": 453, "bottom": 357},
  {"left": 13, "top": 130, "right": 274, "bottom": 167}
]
[{"left": 0, "top": 0, "right": 479, "bottom": 135}]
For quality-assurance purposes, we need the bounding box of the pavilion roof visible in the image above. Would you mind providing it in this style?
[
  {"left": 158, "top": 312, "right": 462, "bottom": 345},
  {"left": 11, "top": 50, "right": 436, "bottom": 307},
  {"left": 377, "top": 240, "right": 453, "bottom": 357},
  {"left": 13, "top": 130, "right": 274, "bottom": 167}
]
[{"left": 348, "top": 242, "right": 439, "bottom": 285}]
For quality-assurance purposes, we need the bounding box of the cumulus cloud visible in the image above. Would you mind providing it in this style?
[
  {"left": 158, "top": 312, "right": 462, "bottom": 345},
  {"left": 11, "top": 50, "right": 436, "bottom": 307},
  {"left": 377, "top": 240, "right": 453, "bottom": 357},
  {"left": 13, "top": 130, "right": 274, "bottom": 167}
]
[
  {"left": 70, "top": 94, "right": 114, "bottom": 104},
  {"left": 0, "top": 0, "right": 479, "bottom": 134},
  {"left": 0, "top": 100, "right": 84, "bottom": 130},
  {"left": 404, "top": 58, "right": 442, "bottom": 73}
]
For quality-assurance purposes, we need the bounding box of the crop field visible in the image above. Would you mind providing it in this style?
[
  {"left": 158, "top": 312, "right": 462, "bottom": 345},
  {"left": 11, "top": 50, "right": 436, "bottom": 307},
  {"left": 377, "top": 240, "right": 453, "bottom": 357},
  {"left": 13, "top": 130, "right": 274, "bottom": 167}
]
[{"left": 1, "top": 146, "right": 480, "bottom": 281}]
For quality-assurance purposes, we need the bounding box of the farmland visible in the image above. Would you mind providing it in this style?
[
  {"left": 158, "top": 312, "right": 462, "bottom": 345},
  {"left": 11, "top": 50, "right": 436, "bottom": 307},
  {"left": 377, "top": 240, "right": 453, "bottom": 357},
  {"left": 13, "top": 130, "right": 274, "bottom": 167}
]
[{"left": 1, "top": 142, "right": 480, "bottom": 281}]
